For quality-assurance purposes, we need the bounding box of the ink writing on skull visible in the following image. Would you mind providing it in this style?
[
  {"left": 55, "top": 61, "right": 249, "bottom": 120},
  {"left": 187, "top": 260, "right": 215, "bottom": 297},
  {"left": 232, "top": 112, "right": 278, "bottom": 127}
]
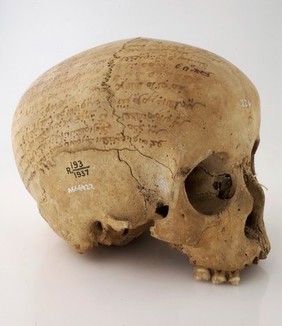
[{"left": 66, "top": 160, "right": 90, "bottom": 178}]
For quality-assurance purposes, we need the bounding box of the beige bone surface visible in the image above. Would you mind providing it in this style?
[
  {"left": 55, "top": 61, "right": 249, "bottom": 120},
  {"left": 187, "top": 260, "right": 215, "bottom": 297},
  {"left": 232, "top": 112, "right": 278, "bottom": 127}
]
[{"left": 12, "top": 38, "right": 270, "bottom": 284}]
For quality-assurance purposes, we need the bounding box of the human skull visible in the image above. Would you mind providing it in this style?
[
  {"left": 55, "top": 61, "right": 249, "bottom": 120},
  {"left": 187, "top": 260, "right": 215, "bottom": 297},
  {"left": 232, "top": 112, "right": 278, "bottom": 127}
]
[{"left": 12, "top": 38, "right": 270, "bottom": 284}]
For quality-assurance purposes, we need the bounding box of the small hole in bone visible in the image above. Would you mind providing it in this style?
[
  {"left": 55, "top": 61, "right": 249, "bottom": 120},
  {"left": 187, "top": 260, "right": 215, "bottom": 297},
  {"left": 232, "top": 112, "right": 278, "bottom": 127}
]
[
  {"left": 122, "top": 228, "right": 129, "bottom": 235},
  {"left": 93, "top": 221, "right": 103, "bottom": 236},
  {"left": 155, "top": 203, "right": 169, "bottom": 217},
  {"left": 185, "top": 153, "right": 235, "bottom": 215}
]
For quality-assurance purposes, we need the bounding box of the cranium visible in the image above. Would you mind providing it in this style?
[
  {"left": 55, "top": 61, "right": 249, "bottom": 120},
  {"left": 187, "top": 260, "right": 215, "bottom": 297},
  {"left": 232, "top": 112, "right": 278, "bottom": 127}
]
[{"left": 12, "top": 38, "right": 270, "bottom": 284}]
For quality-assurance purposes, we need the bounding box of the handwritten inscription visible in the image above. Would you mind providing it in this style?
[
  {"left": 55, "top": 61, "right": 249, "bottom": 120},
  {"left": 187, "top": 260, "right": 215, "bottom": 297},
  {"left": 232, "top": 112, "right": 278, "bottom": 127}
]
[
  {"left": 67, "top": 183, "right": 94, "bottom": 194},
  {"left": 14, "top": 39, "right": 212, "bottom": 186},
  {"left": 116, "top": 92, "right": 205, "bottom": 110},
  {"left": 66, "top": 160, "right": 90, "bottom": 178},
  {"left": 175, "top": 63, "right": 212, "bottom": 78},
  {"left": 240, "top": 98, "right": 252, "bottom": 108}
]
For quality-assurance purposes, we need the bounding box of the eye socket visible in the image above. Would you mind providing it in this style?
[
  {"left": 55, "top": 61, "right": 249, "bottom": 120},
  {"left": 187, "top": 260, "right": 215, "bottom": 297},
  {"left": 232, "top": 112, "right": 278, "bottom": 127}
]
[{"left": 185, "top": 153, "right": 235, "bottom": 215}]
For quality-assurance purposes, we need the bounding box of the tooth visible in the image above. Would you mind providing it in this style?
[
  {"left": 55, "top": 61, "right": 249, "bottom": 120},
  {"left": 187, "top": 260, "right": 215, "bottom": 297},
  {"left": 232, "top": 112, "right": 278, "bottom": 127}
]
[
  {"left": 211, "top": 270, "right": 227, "bottom": 284},
  {"left": 193, "top": 266, "right": 211, "bottom": 282},
  {"left": 228, "top": 271, "right": 240, "bottom": 285}
]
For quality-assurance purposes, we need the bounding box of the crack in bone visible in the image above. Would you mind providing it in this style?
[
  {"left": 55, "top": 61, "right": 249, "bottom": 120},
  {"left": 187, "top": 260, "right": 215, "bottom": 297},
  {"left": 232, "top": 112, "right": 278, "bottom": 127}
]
[
  {"left": 117, "top": 150, "right": 148, "bottom": 210},
  {"left": 191, "top": 219, "right": 222, "bottom": 247},
  {"left": 54, "top": 146, "right": 172, "bottom": 178},
  {"left": 199, "top": 166, "right": 228, "bottom": 179},
  {"left": 119, "top": 147, "right": 173, "bottom": 178}
]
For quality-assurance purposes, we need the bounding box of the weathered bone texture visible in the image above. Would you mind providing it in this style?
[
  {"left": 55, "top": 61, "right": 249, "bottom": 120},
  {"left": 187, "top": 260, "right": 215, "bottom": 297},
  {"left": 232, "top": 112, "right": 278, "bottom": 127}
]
[{"left": 12, "top": 38, "right": 270, "bottom": 284}]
